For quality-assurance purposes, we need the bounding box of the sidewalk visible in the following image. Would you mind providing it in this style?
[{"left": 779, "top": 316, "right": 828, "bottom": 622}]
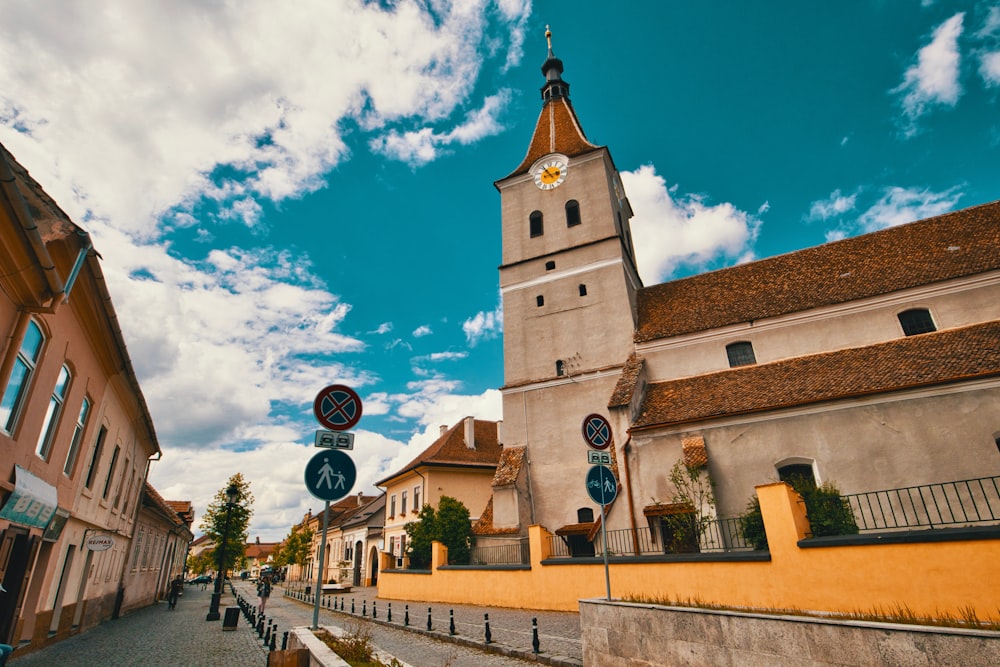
[{"left": 10, "top": 584, "right": 267, "bottom": 667}]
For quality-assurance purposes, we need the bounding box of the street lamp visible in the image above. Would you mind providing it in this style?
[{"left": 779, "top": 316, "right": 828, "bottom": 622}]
[{"left": 206, "top": 483, "right": 239, "bottom": 621}]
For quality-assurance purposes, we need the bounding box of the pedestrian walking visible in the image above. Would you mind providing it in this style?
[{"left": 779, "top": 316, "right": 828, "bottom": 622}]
[
  {"left": 257, "top": 573, "right": 272, "bottom": 613},
  {"left": 167, "top": 575, "right": 183, "bottom": 610}
]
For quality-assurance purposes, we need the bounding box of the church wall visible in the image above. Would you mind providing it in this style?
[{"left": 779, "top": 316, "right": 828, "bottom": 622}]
[
  {"left": 502, "top": 373, "right": 624, "bottom": 532},
  {"left": 628, "top": 384, "right": 1000, "bottom": 519},
  {"left": 638, "top": 273, "right": 1000, "bottom": 384}
]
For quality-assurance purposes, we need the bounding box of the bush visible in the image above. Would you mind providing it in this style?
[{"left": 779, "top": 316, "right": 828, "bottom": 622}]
[
  {"left": 739, "top": 496, "right": 768, "bottom": 550},
  {"left": 802, "top": 482, "right": 858, "bottom": 537}
]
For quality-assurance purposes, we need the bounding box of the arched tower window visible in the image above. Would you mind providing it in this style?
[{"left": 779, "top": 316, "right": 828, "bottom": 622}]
[
  {"left": 898, "top": 308, "right": 936, "bottom": 336},
  {"left": 529, "top": 211, "right": 544, "bottom": 237},
  {"left": 565, "top": 200, "right": 581, "bottom": 227},
  {"left": 726, "top": 341, "right": 756, "bottom": 367},
  {"left": 536, "top": 295, "right": 544, "bottom": 307},
  {"left": 578, "top": 284, "right": 587, "bottom": 296}
]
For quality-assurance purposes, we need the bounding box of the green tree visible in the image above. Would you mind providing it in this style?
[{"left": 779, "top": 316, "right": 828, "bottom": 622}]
[
  {"left": 199, "top": 473, "right": 254, "bottom": 576},
  {"left": 273, "top": 524, "right": 314, "bottom": 568},
  {"left": 186, "top": 550, "right": 214, "bottom": 575},
  {"left": 404, "top": 496, "right": 474, "bottom": 568}
]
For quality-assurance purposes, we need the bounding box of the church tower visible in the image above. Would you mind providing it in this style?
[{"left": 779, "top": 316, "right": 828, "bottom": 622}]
[{"left": 493, "top": 28, "right": 643, "bottom": 534}]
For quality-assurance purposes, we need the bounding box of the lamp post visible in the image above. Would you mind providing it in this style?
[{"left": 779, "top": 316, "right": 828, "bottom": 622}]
[{"left": 206, "top": 483, "right": 239, "bottom": 621}]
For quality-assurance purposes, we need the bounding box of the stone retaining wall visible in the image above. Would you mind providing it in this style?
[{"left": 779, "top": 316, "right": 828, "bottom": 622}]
[{"left": 579, "top": 599, "right": 1000, "bottom": 666}]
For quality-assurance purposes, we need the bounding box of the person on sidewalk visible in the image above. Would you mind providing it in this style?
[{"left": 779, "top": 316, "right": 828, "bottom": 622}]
[
  {"left": 257, "top": 574, "right": 272, "bottom": 613},
  {"left": 167, "top": 575, "right": 184, "bottom": 610}
]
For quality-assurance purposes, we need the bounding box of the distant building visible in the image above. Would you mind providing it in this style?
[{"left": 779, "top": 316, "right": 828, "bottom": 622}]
[
  {"left": 243, "top": 538, "right": 279, "bottom": 579},
  {"left": 0, "top": 142, "right": 169, "bottom": 654},
  {"left": 376, "top": 417, "right": 501, "bottom": 568},
  {"left": 337, "top": 494, "right": 385, "bottom": 586}
]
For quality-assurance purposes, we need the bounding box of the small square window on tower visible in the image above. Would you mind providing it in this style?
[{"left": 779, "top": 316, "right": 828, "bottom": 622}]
[
  {"left": 726, "top": 341, "right": 756, "bottom": 367},
  {"left": 536, "top": 295, "right": 544, "bottom": 307},
  {"left": 898, "top": 308, "right": 936, "bottom": 336}
]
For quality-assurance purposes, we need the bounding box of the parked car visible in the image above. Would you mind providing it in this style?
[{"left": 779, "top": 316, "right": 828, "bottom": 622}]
[{"left": 186, "top": 574, "right": 212, "bottom": 585}]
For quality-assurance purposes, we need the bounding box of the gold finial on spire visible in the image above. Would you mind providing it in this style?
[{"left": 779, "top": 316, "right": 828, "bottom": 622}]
[{"left": 546, "top": 25, "right": 552, "bottom": 51}]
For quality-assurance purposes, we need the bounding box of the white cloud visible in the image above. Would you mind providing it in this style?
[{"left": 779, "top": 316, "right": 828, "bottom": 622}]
[
  {"left": 856, "top": 186, "right": 962, "bottom": 232},
  {"left": 463, "top": 303, "right": 503, "bottom": 345},
  {"left": 369, "top": 90, "right": 512, "bottom": 166},
  {"left": 980, "top": 51, "right": 1000, "bottom": 85},
  {"left": 806, "top": 189, "right": 858, "bottom": 222},
  {"left": 622, "top": 165, "right": 761, "bottom": 283},
  {"left": 413, "top": 325, "right": 433, "bottom": 337},
  {"left": 892, "top": 13, "right": 965, "bottom": 137},
  {"left": 0, "top": 1, "right": 530, "bottom": 539}
]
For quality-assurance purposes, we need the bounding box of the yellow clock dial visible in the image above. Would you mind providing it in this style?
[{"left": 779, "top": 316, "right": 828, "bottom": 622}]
[{"left": 533, "top": 158, "right": 567, "bottom": 190}]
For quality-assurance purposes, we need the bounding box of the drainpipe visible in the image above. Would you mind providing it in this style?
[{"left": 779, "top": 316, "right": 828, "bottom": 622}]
[
  {"left": 0, "top": 147, "right": 65, "bottom": 305},
  {"left": 620, "top": 435, "right": 641, "bottom": 555}
]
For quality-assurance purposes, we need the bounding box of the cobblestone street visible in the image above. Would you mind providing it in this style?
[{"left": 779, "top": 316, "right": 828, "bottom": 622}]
[{"left": 8, "top": 581, "right": 583, "bottom": 666}]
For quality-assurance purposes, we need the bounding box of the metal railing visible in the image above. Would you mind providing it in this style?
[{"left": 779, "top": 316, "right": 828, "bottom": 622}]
[
  {"left": 468, "top": 541, "right": 531, "bottom": 565},
  {"left": 842, "top": 476, "right": 1000, "bottom": 532},
  {"left": 546, "top": 516, "right": 756, "bottom": 558}
]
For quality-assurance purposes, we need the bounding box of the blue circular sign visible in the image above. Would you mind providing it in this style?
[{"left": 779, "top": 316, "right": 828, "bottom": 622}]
[
  {"left": 586, "top": 465, "right": 618, "bottom": 506},
  {"left": 304, "top": 449, "right": 356, "bottom": 502}
]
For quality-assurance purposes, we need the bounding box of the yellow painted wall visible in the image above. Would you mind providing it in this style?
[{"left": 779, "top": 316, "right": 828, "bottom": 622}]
[{"left": 377, "top": 483, "right": 1000, "bottom": 620}]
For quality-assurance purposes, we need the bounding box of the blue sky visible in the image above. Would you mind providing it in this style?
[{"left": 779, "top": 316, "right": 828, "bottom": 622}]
[{"left": 1, "top": 1, "right": 997, "bottom": 540}]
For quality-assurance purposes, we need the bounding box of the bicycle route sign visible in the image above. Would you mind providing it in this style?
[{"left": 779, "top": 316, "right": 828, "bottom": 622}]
[
  {"left": 313, "top": 384, "right": 363, "bottom": 431},
  {"left": 304, "top": 449, "right": 356, "bottom": 502},
  {"left": 586, "top": 465, "right": 618, "bottom": 506}
]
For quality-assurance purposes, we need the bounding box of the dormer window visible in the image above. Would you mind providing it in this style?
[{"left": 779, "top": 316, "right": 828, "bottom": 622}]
[
  {"left": 898, "top": 308, "right": 936, "bottom": 336},
  {"left": 726, "top": 341, "right": 756, "bottom": 367}
]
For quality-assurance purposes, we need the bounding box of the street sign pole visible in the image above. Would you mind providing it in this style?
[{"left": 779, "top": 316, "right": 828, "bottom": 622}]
[
  {"left": 312, "top": 500, "right": 330, "bottom": 630},
  {"left": 600, "top": 501, "right": 611, "bottom": 601}
]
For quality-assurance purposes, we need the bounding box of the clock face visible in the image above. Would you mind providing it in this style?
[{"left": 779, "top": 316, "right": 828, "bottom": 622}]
[{"left": 533, "top": 159, "right": 567, "bottom": 190}]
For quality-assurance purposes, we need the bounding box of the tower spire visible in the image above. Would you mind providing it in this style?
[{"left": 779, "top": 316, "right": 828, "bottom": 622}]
[{"left": 541, "top": 25, "right": 569, "bottom": 102}]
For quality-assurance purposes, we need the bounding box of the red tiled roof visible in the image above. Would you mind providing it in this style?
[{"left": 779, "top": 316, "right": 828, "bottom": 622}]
[
  {"left": 376, "top": 419, "right": 501, "bottom": 486},
  {"left": 245, "top": 542, "right": 279, "bottom": 559},
  {"left": 636, "top": 200, "right": 1000, "bottom": 342},
  {"left": 472, "top": 497, "right": 521, "bottom": 536},
  {"left": 609, "top": 354, "right": 644, "bottom": 408},
  {"left": 502, "top": 97, "right": 600, "bottom": 180},
  {"left": 492, "top": 446, "right": 525, "bottom": 486},
  {"left": 142, "top": 482, "right": 189, "bottom": 530},
  {"left": 633, "top": 320, "right": 1000, "bottom": 429}
]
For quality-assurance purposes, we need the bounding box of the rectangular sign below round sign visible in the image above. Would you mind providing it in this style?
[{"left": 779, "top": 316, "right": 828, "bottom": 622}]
[{"left": 315, "top": 430, "right": 354, "bottom": 450}]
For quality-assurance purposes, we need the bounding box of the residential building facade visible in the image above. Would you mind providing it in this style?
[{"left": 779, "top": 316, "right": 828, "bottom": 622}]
[{"left": 0, "top": 143, "right": 170, "bottom": 653}]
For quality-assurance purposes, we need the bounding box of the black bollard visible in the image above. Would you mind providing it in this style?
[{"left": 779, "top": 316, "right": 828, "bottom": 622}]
[
  {"left": 404, "top": 604, "right": 409, "bottom": 626},
  {"left": 387, "top": 603, "right": 391, "bottom": 623},
  {"left": 373, "top": 601, "right": 377, "bottom": 619},
  {"left": 449, "top": 609, "right": 455, "bottom": 636},
  {"left": 427, "top": 607, "right": 432, "bottom": 631},
  {"left": 532, "top": 617, "right": 540, "bottom": 654},
  {"left": 269, "top": 630, "right": 276, "bottom": 651},
  {"left": 257, "top": 616, "right": 264, "bottom": 638},
  {"left": 485, "top": 613, "right": 492, "bottom": 644},
  {"left": 264, "top": 623, "right": 271, "bottom": 645},
  {"left": 351, "top": 598, "right": 355, "bottom": 614},
  {"left": 282, "top": 630, "right": 289, "bottom": 650},
  {"left": 362, "top": 600, "right": 367, "bottom": 617}
]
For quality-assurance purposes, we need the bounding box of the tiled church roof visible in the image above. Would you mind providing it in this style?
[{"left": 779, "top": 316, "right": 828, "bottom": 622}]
[
  {"left": 502, "top": 96, "right": 600, "bottom": 180},
  {"left": 636, "top": 200, "right": 1000, "bottom": 342},
  {"left": 633, "top": 319, "right": 1000, "bottom": 429}
]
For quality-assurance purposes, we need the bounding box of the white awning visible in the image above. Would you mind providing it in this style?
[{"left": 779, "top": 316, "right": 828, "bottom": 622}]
[{"left": 0, "top": 465, "right": 58, "bottom": 530}]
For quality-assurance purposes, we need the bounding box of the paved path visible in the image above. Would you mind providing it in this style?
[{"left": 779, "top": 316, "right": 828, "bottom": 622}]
[
  {"left": 8, "top": 581, "right": 583, "bottom": 666},
  {"left": 10, "top": 583, "right": 267, "bottom": 666}
]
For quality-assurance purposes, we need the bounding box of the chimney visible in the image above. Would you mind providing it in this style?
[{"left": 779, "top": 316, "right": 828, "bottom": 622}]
[
  {"left": 465, "top": 416, "right": 476, "bottom": 449},
  {"left": 358, "top": 491, "right": 363, "bottom": 506},
  {"left": 256, "top": 536, "right": 260, "bottom": 544},
  {"left": 439, "top": 424, "right": 448, "bottom": 436}
]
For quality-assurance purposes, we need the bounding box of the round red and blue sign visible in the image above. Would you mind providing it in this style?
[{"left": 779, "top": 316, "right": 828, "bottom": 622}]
[
  {"left": 582, "top": 413, "right": 612, "bottom": 450},
  {"left": 313, "top": 384, "right": 363, "bottom": 431}
]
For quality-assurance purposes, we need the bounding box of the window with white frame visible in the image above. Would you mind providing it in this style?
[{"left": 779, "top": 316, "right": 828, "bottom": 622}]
[
  {"left": 36, "top": 364, "right": 71, "bottom": 460},
  {"left": 1, "top": 319, "right": 44, "bottom": 433},
  {"left": 390, "top": 494, "right": 397, "bottom": 518},
  {"left": 413, "top": 485, "right": 420, "bottom": 512},
  {"left": 63, "top": 396, "right": 91, "bottom": 476},
  {"left": 401, "top": 490, "right": 407, "bottom": 515}
]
